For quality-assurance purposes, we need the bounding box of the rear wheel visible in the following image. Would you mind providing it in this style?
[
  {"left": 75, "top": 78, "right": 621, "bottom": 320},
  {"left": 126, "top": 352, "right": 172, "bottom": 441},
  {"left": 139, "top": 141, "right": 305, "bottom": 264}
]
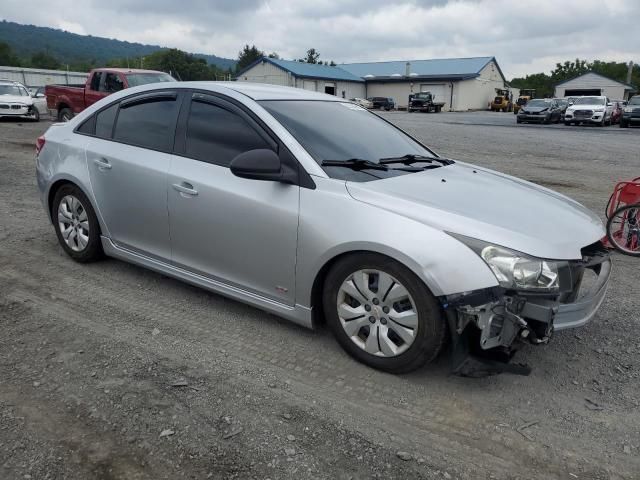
[
  {"left": 607, "top": 204, "right": 640, "bottom": 257},
  {"left": 59, "top": 108, "right": 74, "bottom": 122},
  {"left": 323, "top": 253, "right": 446, "bottom": 373},
  {"left": 564, "top": 121, "right": 572, "bottom": 126},
  {"left": 52, "top": 184, "right": 103, "bottom": 262}
]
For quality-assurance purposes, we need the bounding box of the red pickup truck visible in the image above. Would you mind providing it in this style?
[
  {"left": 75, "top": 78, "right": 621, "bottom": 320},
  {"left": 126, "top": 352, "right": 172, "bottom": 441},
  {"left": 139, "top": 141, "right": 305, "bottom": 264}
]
[{"left": 45, "top": 68, "right": 174, "bottom": 121}]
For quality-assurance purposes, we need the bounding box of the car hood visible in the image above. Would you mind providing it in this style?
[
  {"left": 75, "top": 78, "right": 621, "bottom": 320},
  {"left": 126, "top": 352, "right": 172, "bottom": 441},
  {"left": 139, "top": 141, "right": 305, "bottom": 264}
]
[
  {"left": 0, "top": 94, "right": 33, "bottom": 104},
  {"left": 521, "top": 106, "right": 548, "bottom": 113},
  {"left": 568, "top": 104, "right": 604, "bottom": 110},
  {"left": 346, "top": 162, "right": 604, "bottom": 260}
]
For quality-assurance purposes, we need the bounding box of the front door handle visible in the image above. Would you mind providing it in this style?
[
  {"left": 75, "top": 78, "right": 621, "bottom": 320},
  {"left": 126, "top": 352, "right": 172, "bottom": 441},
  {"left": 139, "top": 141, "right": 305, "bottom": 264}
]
[
  {"left": 93, "top": 158, "right": 112, "bottom": 170},
  {"left": 172, "top": 182, "right": 198, "bottom": 196}
]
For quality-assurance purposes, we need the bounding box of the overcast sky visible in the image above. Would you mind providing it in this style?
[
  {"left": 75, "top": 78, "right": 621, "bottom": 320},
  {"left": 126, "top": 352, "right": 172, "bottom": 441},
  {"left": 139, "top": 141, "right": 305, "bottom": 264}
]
[{"left": 2, "top": 0, "right": 638, "bottom": 78}]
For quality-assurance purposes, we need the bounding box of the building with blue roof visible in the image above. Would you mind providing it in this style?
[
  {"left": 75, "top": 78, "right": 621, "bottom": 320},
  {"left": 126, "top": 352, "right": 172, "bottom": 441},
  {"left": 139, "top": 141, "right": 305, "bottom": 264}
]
[{"left": 236, "top": 56, "right": 512, "bottom": 111}]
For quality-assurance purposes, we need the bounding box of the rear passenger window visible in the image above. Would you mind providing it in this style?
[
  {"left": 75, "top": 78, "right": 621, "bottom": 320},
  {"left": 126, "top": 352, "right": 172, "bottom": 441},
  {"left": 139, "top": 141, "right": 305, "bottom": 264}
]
[
  {"left": 185, "top": 99, "right": 271, "bottom": 166},
  {"left": 113, "top": 96, "right": 179, "bottom": 151},
  {"left": 95, "top": 103, "right": 118, "bottom": 139}
]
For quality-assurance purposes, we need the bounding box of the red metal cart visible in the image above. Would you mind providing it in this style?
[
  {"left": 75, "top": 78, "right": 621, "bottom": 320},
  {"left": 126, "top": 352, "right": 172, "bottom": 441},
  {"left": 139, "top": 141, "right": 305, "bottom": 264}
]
[{"left": 604, "top": 177, "right": 640, "bottom": 256}]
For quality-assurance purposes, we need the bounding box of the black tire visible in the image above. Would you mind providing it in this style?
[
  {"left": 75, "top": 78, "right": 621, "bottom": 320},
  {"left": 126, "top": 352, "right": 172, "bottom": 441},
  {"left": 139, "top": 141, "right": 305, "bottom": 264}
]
[
  {"left": 59, "top": 108, "right": 74, "bottom": 122},
  {"left": 606, "top": 204, "right": 640, "bottom": 257},
  {"left": 52, "top": 184, "right": 104, "bottom": 263},
  {"left": 323, "top": 253, "right": 447, "bottom": 373},
  {"left": 564, "top": 121, "right": 571, "bottom": 126},
  {"left": 620, "top": 120, "right": 628, "bottom": 128},
  {"left": 516, "top": 118, "right": 522, "bottom": 124},
  {"left": 29, "top": 108, "right": 40, "bottom": 122}
]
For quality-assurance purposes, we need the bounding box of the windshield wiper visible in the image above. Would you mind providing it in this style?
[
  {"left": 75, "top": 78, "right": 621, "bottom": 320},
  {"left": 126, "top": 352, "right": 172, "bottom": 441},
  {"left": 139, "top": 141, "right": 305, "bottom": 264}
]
[
  {"left": 379, "top": 154, "right": 454, "bottom": 165},
  {"left": 321, "top": 158, "right": 389, "bottom": 171}
]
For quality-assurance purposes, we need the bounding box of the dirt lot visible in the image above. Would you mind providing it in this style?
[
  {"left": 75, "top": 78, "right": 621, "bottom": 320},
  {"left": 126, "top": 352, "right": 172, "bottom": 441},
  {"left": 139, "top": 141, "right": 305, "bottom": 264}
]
[{"left": 1, "top": 113, "right": 639, "bottom": 480}]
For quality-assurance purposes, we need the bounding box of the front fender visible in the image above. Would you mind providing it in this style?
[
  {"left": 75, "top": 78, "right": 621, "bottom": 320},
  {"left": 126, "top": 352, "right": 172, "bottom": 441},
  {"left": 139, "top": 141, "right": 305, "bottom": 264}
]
[{"left": 295, "top": 177, "right": 498, "bottom": 308}]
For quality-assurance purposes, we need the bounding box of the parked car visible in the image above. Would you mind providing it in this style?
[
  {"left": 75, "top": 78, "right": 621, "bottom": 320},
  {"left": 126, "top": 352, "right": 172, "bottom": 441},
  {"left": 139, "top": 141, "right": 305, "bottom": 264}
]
[
  {"left": 620, "top": 95, "right": 640, "bottom": 128},
  {"left": 36, "top": 82, "right": 611, "bottom": 375},
  {"left": 367, "top": 97, "right": 395, "bottom": 110},
  {"left": 516, "top": 98, "right": 562, "bottom": 124},
  {"left": 45, "top": 68, "right": 174, "bottom": 122},
  {"left": 349, "top": 97, "right": 373, "bottom": 108},
  {"left": 0, "top": 80, "right": 40, "bottom": 121},
  {"left": 553, "top": 98, "right": 569, "bottom": 120},
  {"left": 27, "top": 86, "right": 47, "bottom": 115},
  {"left": 408, "top": 92, "right": 445, "bottom": 112},
  {"left": 563, "top": 96, "right": 614, "bottom": 126}
]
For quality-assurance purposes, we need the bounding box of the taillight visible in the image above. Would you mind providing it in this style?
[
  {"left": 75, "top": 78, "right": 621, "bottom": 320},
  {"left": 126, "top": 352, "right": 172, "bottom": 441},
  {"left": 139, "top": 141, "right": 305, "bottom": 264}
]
[{"left": 36, "top": 135, "right": 45, "bottom": 155}]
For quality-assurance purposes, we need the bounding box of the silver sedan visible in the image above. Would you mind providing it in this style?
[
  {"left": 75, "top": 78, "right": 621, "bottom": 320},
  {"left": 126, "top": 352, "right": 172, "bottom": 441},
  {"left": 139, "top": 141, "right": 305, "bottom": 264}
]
[{"left": 36, "top": 82, "right": 611, "bottom": 375}]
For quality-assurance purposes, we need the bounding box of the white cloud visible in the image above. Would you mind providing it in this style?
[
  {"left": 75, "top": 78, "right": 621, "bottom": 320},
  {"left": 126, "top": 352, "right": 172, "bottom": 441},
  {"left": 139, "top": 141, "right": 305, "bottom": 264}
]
[{"left": 1, "top": 0, "right": 638, "bottom": 78}]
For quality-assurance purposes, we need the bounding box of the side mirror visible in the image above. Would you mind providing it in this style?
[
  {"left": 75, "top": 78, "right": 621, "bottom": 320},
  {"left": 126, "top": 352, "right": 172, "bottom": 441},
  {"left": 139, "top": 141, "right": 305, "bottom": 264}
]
[
  {"left": 36, "top": 93, "right": 45, "bottom": 98},
  {"left": 230, "top": 149, "right": 283, "bottom": 182},
  {"left": 607, "top": 102, "right": 613, "bottom": 106}
]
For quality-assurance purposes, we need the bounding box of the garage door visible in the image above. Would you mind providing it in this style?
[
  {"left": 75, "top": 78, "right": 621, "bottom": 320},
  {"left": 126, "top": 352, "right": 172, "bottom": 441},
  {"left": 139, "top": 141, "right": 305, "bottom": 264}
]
[
  {"left": 420, "top": 84, "right": 447, "bottom": 103},
  {"left": 303, "top": 80, "right": 316, "bottom": 91}
]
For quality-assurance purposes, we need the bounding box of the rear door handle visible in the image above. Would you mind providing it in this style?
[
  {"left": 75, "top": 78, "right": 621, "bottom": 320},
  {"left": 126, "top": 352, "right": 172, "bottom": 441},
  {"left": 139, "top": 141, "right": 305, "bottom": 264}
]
[
  {"left": 93, "top": 158, "right": 112, "bottom": 170},
  {"left": 172, "top": 182, "right": 198, "bottom": 196}
]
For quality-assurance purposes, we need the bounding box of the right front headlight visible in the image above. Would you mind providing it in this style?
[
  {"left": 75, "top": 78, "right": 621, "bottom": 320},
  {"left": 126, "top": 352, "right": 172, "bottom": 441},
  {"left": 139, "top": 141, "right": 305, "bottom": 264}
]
[{"left": 448, "top": 234, "right": 562, "bottom": 292}]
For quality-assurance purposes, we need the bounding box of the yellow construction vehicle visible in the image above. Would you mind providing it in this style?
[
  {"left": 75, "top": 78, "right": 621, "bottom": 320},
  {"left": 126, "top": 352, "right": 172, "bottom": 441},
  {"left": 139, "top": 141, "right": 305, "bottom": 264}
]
[
  {"left": 490, "top": 88, "right": 513, "bottom": 112},
  {"left": 513, "top": 89, "right": 536, "bottom": 114}
]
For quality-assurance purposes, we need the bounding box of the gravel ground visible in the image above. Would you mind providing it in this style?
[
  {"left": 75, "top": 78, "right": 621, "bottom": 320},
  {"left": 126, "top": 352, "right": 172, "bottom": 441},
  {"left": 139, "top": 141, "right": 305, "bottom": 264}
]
[{"left": 1, "top": 112, "right": 639, "bottom": 480}]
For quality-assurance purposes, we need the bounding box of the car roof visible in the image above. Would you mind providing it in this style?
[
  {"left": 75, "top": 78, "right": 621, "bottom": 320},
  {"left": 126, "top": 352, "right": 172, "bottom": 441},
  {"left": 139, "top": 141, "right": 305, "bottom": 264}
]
[
  {"left": 99, "top": 68, "right": 169, "bottom": 74},
  {"left": 172, "top": 81, "right": 344, "bottom": 101}
]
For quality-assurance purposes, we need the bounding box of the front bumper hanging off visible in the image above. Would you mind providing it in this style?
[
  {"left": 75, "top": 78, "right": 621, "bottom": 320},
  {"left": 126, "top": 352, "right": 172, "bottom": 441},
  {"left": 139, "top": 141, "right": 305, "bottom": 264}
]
[{"left": 443, "top": 243, "right": 612, "bottom": 377}]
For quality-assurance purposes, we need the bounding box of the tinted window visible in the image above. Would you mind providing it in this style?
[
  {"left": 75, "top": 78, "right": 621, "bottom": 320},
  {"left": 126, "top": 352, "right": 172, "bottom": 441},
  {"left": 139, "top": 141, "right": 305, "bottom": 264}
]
[
  {"left": 90, "top": 72, "right": 102, "bottom": 91},
  {"left": 113, "top": 96, "right": 179, "bottom": 151},
  {"left": 103, "top": 73, "right": 124, "bottom": 93},
  {"left": 95, "top": 103, "right": 118, "bottom": 139},
  {"left": 77, "top": 115, "right": 96, "bottom": 135},
  {"left": 185, "top": 98, "right": 270, "bottom": 166}
]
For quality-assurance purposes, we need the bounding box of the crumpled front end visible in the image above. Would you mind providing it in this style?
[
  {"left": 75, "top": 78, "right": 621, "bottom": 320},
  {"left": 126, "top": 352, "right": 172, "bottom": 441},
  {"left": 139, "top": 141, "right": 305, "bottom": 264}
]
[{"left": 443, "top": 242, "right": 611, "bottom": 377}]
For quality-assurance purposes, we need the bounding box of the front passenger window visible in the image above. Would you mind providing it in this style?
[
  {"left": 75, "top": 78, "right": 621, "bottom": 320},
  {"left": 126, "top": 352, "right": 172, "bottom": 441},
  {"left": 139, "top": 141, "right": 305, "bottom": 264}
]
[{"left": 184, "top": 98, "right": 271, "bottom": 167}]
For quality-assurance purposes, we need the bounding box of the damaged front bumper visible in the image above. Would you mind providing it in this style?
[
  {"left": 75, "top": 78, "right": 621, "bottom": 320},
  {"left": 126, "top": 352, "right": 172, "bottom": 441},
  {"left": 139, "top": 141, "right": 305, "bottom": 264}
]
[{"left": 443, "top": 243, "right": 611, "bottom": 376}]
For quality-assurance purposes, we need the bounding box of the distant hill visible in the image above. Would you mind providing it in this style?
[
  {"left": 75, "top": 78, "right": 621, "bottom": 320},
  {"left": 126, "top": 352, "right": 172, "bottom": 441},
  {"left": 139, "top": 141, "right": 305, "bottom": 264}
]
[{"left": 0, "top": 20, "right": 236, "bottom": 70}]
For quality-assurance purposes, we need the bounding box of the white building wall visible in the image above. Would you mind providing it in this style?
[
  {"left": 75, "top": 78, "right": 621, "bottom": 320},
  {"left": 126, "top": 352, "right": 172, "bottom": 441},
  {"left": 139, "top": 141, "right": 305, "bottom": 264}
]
[
  {"left": 454, "top": 60, "right": 507, "bottom": 110},
  {"left": 554, "top": 73, "right": 629, "bottom": 100},
  {"left": 365, "top": 82, "right": 454, "bottom": 110},
  {"left": 0, "top": 65, "right": 87, "bottom": 87},
  {"left": 237, "top": 61, "right": 365, "bottom": 98},
  {"left": 236, "top": 61, "right": 291, "bottom": 86}
]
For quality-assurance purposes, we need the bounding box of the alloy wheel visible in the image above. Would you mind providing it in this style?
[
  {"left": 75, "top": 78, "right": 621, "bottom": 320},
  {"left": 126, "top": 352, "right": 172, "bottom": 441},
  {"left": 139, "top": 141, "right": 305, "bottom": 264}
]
[
  {"left": 57, "top": 195, "right": 90, "bottom": 252},
  {"left": 337, "top": 269, "right": 418, "bottom": 357}
]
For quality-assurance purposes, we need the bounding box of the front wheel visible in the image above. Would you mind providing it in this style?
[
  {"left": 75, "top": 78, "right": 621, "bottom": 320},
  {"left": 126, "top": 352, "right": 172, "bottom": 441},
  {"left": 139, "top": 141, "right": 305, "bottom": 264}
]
[
  {"left": 52, "top": 184, "right": 104, "bottom": 262},
  {"left": 29, "top": 108, "right": 40, "bottom": 122},
  {"left": 620, "top": 119, "right": 628, "bottom": 128},
  {"left": 606, "top": 204, "right": 640, "bottom": 256},
  {"left": 323, "top": 253, "right": 446, "bottom": 373}
]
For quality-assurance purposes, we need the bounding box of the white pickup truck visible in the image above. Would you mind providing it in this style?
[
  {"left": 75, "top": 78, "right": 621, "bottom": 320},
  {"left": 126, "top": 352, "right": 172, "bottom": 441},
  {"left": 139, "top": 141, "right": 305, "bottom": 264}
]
[{"left": 564, "top": 96, "right": 614, "bottom": 126}]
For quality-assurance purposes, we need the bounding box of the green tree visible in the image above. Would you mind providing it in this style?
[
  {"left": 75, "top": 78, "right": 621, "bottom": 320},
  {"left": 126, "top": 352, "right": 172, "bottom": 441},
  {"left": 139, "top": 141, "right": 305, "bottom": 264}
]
[
  {"left": 30, "top": 51, "right": 61, "bottom": 69},
  {"left": 304, "top": 48, "right": 320, "bottom": 64},
  {"left": 0, "top": 41, "right": 20, "bottom": 66},
  {"left": 236, "top": 44, "right": 263, "bottom": 72}
]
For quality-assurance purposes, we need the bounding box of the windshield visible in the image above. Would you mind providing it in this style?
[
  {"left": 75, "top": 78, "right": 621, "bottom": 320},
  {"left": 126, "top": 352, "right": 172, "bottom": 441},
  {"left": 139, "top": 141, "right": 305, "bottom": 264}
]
[
  {"left": 628, "top": 96, "right": 640, "bottom": 105},
  {"left": 574, "top": 97, "right": 605, "bottom": 105},
  {"left": 414, "top": 93, "right": 431, "bottom": 99},
  {"left": 0, "top": 85, "right": 28, "bottom": 96},
  {"left": 125, "top": 72, "right": 174, "bottom": 87},
  {"left": 260, "top": 101, "right": 434, "bottom": 167},
  {"left": 526, "top": 99, "right": 550, "bottom": 107}
]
